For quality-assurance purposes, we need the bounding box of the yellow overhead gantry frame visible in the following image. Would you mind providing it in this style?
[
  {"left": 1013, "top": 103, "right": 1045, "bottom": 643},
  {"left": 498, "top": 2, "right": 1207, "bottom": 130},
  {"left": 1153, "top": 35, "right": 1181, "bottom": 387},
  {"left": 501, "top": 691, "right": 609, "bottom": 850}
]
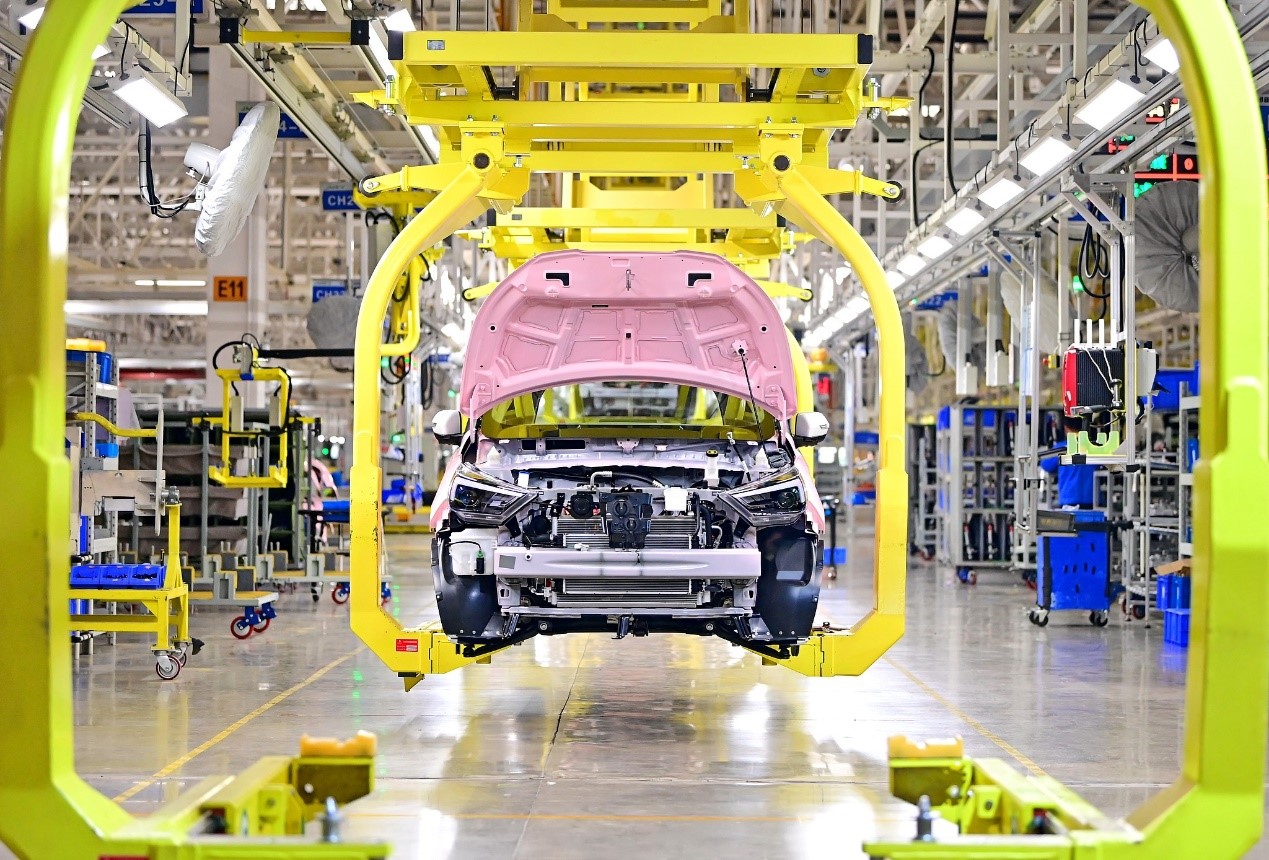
[
  {"left": 350, "top": 5, "right": 910, "bottom": 686},
  {"left": 0, "top": 1, "right": 1265, "bottom": 859}
]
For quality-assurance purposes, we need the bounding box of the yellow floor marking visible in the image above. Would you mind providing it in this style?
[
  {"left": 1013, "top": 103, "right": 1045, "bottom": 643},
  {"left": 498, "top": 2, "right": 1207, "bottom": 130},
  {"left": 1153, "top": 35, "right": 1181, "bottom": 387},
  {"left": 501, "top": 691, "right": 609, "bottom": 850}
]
[
  {"left": 112, "top": 648, "right": 361, "bottom": 803},
  {"left": 884, "top": 655, "right": 1049, "bottom": 779}
]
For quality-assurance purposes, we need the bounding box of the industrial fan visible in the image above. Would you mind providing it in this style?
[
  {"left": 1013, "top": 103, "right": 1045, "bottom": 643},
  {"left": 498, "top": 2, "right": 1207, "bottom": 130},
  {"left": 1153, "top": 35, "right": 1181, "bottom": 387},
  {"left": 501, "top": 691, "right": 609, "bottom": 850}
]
[
  {"left": 1134, "top": 180, "right": 1199, "bottom": 312},
  {"left": 180, "top": 102, "right": 281, "bottom": 257}
]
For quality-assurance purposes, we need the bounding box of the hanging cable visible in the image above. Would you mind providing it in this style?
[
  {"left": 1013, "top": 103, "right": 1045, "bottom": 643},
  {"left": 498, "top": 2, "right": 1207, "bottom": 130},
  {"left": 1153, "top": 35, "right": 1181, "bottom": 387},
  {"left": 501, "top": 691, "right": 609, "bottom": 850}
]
[{"left": 944, "top": 0, "right": 962, "bottom": 194}]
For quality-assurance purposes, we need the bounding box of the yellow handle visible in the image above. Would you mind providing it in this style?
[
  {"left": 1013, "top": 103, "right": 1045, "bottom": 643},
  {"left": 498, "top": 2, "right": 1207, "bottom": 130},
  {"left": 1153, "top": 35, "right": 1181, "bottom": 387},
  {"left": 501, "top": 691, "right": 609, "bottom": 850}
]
[{"left": 70, "top": 412, "right": 157, "bottom": 439}]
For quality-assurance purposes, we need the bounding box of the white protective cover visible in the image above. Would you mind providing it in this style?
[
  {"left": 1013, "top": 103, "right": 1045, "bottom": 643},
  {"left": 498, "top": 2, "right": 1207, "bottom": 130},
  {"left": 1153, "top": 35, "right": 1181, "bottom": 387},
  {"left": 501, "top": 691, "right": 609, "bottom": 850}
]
[
  {"left": 194, "top": 102, "right": 281, "bottom": 257},
  {"left": 1134, "top": 180, "right": 1200, "bottom": 313},
  {"left": 1000, "top": 269, "right": 1063, "bottom": 356}
]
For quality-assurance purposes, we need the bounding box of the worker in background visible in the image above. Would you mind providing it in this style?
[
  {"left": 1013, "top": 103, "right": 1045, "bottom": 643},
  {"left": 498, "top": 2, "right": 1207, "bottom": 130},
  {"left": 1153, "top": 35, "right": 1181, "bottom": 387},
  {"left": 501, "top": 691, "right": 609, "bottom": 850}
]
[{"left": 1039, "top": 416, "right": 1098, "bottom": 510}]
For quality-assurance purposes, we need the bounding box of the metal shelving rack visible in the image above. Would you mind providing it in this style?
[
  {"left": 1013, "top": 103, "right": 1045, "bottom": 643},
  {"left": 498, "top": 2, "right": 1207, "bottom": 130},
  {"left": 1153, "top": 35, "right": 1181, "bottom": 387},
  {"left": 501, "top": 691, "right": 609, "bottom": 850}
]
[
  {"left": 937, "top": 405, "right": 1017, "bottom": 578},
  {"left": 907, "top": 422, "right": 938, "bottom": 559}
]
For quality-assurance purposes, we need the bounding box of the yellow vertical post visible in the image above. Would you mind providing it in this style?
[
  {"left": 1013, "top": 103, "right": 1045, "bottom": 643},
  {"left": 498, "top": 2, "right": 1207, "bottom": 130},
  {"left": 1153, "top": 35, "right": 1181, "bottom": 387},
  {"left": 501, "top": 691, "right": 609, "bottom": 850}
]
[
  {"left": 0, "top": 0, "right": 136, "bottom": 853},
  {"left": 1116, "top": 0, "right": 1269, "bottom": 856}
]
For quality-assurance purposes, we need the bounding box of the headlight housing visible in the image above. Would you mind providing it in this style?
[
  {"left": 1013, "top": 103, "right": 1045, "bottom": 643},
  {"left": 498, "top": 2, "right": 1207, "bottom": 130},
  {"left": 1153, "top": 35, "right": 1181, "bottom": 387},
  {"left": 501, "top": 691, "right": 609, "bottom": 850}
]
[
  {"left": 716, "top": 468, "right": 806, "bottom": 527},
  {"left": 448, "top": 464, "right": 537, "bottom": 526}
]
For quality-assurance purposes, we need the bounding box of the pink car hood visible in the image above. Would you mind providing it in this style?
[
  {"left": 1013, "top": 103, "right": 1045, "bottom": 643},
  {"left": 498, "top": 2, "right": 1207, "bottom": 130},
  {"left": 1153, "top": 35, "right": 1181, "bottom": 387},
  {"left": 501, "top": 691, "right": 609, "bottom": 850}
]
[{"left": 460, "top": 251, "right": 799, "bottom": 420}]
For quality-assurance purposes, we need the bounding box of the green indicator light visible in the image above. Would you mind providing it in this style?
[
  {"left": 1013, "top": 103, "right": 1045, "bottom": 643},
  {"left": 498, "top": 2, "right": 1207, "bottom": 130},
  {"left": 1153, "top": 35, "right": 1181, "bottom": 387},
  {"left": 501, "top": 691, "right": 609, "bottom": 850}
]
[
  {"left": 321, "top": 447, "right": 331, "bottom": 456},
  {"left": 1072, "top": 276, "right": 1085, "bottom": 294}
]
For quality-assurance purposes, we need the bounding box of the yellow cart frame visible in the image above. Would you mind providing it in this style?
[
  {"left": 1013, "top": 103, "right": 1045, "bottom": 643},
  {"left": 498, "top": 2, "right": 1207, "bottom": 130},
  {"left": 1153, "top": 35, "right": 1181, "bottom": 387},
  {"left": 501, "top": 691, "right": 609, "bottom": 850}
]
[{"left": 0, "top": 1, "right": 1264, "bottom": 859}]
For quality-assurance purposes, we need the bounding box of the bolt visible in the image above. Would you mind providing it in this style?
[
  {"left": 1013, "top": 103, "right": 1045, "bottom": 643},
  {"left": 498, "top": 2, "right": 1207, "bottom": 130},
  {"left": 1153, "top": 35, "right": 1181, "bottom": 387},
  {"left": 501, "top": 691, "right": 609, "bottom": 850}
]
[
  {"left": 914, "top": 795, "right": 937, "bottom": 842},
  {"left": 772, "top": 154, "right": 792, "bottom": 172},
  {"left": 320, "top": 797, "right": 342, "bottom": 843},
  {"left": 813, "top": 67, "right": 829, "bottom": 77},
  {"left": 538, "top": 621, "right": 550, "bottom": 631},
  {"left": 473, "top": 152, "right": 491, "bottom": 169}
]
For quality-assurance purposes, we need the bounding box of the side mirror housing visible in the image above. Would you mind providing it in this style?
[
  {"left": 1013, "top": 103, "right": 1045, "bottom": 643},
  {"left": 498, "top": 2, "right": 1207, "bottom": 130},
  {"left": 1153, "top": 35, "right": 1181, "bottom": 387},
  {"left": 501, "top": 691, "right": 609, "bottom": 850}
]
[
  {"left": 792, "top": 411, "right": 830, "bottom": 447},
  {"left": 431, "top": 409, "right": 464, "bottom": 445}
]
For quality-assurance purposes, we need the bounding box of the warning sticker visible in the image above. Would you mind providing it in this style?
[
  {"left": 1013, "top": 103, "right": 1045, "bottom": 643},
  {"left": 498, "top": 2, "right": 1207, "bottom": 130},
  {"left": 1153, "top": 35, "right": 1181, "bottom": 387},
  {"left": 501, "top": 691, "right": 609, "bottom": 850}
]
[{"left": 395, "top": 639, "right": 419, "bottom": 653}]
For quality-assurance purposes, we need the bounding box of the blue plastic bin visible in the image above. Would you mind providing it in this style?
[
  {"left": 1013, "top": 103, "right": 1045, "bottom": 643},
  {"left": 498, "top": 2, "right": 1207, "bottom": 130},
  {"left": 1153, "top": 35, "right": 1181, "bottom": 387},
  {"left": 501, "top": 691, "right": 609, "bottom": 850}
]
[
  {"left": 98, "top": 565, "right": 132, "bottom": 588},
  {"left": 96, "top": 442, "right": 119, "bottom": 459},
  {"left": 70, "top": 564, "right": 101, "bottom": 588},
  {"left": 1157, "top": 573, "right": 1173, "bottom": 609},
  {"left": 128, "top": 563, "right": 166, "bottom": 590},
  {"left": 1169, "top": 575, "right": 1191, "bottom": 610},
  {"left": 323, "top": 499, "right": 351, "bottom": 523},
  {"left": 69, "top": 599, "right": 89, "bottom": 615},
  {"left": 822, "top": 547, "right": 847, "bottom": 566},
  {"left": 1163, "top": 608, "right": 1191, "bottom": 647},
  {"left": 1035, "top": 510, "right": 1116, "bottom": 613}
]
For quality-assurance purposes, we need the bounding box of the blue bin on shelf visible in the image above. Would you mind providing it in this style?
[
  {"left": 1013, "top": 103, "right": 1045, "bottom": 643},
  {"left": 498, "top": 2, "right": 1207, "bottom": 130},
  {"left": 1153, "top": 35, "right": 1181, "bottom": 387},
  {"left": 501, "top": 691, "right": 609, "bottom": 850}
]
[
  {"left": 323, "top": 499, "right": 351, "bottom": 524},
  {"left": 70, "top": 564, "right": 102, "bottom": 588},
  {"left": 98, "top": 565, "right": 132, "bottom": 588},
  {"left": 69, "top": 599, "right": 89, "bottom": 615},
  {"left": 1169, "top": 575, "right": 1191, "bottom": 610},
  {"left": 1163, "top": 608, "right": 1191, "bottom": 647},
  {"left": 1156, "top": 573, "right": 1173, "bottom": 610},
  {"left": 96, "top": 442, "right": 119, "bottom": 459},
  {"left": 1152, "top": 365, "right": 1199, "bottom": 410},
  {"left": 128, "top": 563, "right": 166, "bottom": 590}
]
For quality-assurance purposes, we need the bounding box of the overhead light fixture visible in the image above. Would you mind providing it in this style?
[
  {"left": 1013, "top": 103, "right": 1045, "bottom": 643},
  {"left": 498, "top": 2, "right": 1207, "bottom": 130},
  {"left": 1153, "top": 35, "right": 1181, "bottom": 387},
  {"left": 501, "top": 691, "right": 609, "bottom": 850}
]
[
  {"left": 885, "top": 270, "right": 906, "bottom": 288},
  {"left": 65, "top": 299, "right": 208, "bottom": 316},
  {"left": 367, "top": 29, "right": 394, "bottom": 78},
  {"left": 110, "top": 70, "right": 188, "bottom": 128},
  {"left": 22, "top": 2, "right": 110, "bottom": 57},
  {"left": 946, "top": 206, "right": 985, "bottom": 236},
  {"left": 977, "top": 176, "right": 1025, "bottom": 210},
  {"left": 1074, "top": 79, "right": 1144, "bottom": 130},
  {"left": 156, "top": 278, "right": 207, "bottom": 288},
  {"left": 896, "top": 254, "right": 927, "bottom": 276},
  {"left": 17, "top": 2, "right": 46, "bottom": 29},
  {"left": 917, "top": 236, "right": 954, "bottom": 259},
  {"left": 1019, "top": 135, "right": 1076, "bottom": 177},
  {"left": 1144, "top": 38, "right": 1180, "bottom": 74},
  {"left": 383, "top": 7, "right": 416, "bottom": 31}
]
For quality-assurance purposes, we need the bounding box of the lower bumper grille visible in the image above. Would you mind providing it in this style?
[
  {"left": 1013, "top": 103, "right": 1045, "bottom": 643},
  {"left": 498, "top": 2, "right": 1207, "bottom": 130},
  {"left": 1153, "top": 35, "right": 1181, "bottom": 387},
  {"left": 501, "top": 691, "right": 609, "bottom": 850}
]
[{"left": 555, "top": 577, "right": 700, "bottom": 608}]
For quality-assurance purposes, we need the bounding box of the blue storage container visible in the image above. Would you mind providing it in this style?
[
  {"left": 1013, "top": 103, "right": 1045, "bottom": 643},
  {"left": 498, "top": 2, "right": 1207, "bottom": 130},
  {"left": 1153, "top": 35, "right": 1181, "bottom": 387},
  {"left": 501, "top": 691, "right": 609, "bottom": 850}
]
[
  {"left": 69, "top": 599, "right": 89, "bottom": 615},
  {"left": 1169, "top": 575, "right": 1191, "bottom": 610},
  {"left": 98, "top": 352, "right": 113, "bottom": 383},
  {"left": 78, "top": 516, "right": 91, "bottom": 554},
  {"left": 1035, "top": 510, "right": 1117, "bottom": 613},
  {"left": 1152, "top": 366, "right": 1199, "bottom": 410},
  {"left": 323, "top": 499, "right": 351, "bottom": 523},
  {"left": 98, "top": 565, "right": 132, "bottom": 588},
  {"left": 1163, "top": 608, "right": 1191, "bottom": 647},
  {"left": 822, "top": 547, "right": 847, "bottom": 566},
  {"left": 128, "top": 563, "right": 166, "bottom": 590},
  {"left": 70, "top": 564, "right": 101, "bottom": 588},
  {"left": 96, "top": 442, "right": 119, "bottom": 459},
  {"left": 1157, "top": 573, "right": 1173, "bottom": 610}
]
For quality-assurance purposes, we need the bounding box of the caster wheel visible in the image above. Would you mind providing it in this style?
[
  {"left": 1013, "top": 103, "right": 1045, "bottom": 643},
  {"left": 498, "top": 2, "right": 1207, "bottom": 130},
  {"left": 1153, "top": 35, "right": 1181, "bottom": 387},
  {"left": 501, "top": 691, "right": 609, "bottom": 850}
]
[
  {"left": 1028, "top": 609, "right": 1049, "bottom": 628},
  {"left": 155, "top": 654, "right": 181, "bottom": 680},
  {"left": 1132, "top": 605, "right": 1147, "bottom": 620},
  {"left": 251, "top": 616, "right": 271, "bottom": 634},
  {"left": 957, "top": 569, "right": 977, "bottom": 585},
  {"left": 312, "top": 593, "right": 320, "bottom": 603},
  {"left": 918, "top": 548, "right": 935, "bottom": 562},
  {"left": 173, "top": 649, "right": 188, "bottom": 667},
  {"left": 331, "top": 584, "right": 350, "bottom": 605},
  {"left": 1090, "top": 610, "right": 1110, "bottom": 627},
  {"left": 230, "top": 616, "right": 253, "bottom": 639},
  {"left": 825, "top": 566, "right": 838, "bottom": 581}
]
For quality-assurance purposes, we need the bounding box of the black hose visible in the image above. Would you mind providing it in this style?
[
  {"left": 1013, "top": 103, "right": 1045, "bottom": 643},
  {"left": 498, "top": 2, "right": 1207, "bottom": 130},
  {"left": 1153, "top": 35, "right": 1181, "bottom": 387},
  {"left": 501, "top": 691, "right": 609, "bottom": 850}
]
[{"left": 945, "top": 0, "right": 962, "bottom": 194}]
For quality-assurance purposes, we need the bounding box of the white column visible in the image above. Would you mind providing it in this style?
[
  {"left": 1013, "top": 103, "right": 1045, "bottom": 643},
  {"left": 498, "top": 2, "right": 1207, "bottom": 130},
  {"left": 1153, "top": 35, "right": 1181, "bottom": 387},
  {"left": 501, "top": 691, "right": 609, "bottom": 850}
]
[{"left": 204, "top": 48, "right": 269, "bottom": 409}]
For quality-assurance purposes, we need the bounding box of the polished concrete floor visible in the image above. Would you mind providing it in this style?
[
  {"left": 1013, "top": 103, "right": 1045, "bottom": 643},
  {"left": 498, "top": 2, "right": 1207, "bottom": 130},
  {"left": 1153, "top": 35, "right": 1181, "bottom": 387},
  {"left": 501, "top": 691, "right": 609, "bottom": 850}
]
[{"left": 9, "top": 532, "right": 1265, "bottom": 858}]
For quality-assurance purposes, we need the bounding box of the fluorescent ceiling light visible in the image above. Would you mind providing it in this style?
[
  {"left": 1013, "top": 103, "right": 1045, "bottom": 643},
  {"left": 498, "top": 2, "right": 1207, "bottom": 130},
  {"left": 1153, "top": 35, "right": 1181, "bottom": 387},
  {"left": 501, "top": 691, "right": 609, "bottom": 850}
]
[
  {"left": 832, "top": 306, "right": 853, "bottom": 322},
  {"left": 383, "top": 8, "right": 415, "bottom": 31},
  {"left": 156, "top": 278, "right": 207, "bottom": 288},
  {"left": 18, "top": 4, "right": 45, "bottom": 29},
  {"left": 1019, "top": 135, "right": 1075, "bottom": 176},
  {"left": 1144, "top": 38, "right": 1180, "bottom": 74},
  {"left": 917, "top": 236, "right": 954, "bottom": 259},
  {"left": 885, "top": 270, "right": 906, "bottom": 288},
  {"left": 977, "top": 176, "right": 1025, "bottom": 210},
  {"left": 134, "top": 279, "right": 155, "bottom": 287},
  {"left": 896, "top": 254, "right": 926, "bottom": 276},
  {"left": 1074, "top": 79, "right": 1144, "bottom": 130},
  {"left": 367, "top": 29, "right": 394, "bottom": 77},
  {"left": 111, "top": 70, "right": 188, "bottom": 128},
  {"left": 65, "top": 299, "right": 207, "bottom": 316},
  {"left": 946, "top": 207, "right": 985, "bottom": 236}
]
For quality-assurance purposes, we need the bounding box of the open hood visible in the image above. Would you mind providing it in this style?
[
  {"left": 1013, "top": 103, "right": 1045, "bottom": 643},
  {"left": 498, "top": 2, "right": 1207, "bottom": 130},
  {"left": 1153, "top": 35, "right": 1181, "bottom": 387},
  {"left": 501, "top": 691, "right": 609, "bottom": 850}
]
[{"left": 460, "top": 251, "right": 800, "bottom": 420}]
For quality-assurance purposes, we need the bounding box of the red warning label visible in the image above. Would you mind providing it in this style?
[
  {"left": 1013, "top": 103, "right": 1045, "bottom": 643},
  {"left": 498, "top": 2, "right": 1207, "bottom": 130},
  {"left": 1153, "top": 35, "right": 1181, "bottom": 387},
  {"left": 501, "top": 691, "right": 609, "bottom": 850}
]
[{"left": 395, "top": 639, "right": 419, "bottom": 653}]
